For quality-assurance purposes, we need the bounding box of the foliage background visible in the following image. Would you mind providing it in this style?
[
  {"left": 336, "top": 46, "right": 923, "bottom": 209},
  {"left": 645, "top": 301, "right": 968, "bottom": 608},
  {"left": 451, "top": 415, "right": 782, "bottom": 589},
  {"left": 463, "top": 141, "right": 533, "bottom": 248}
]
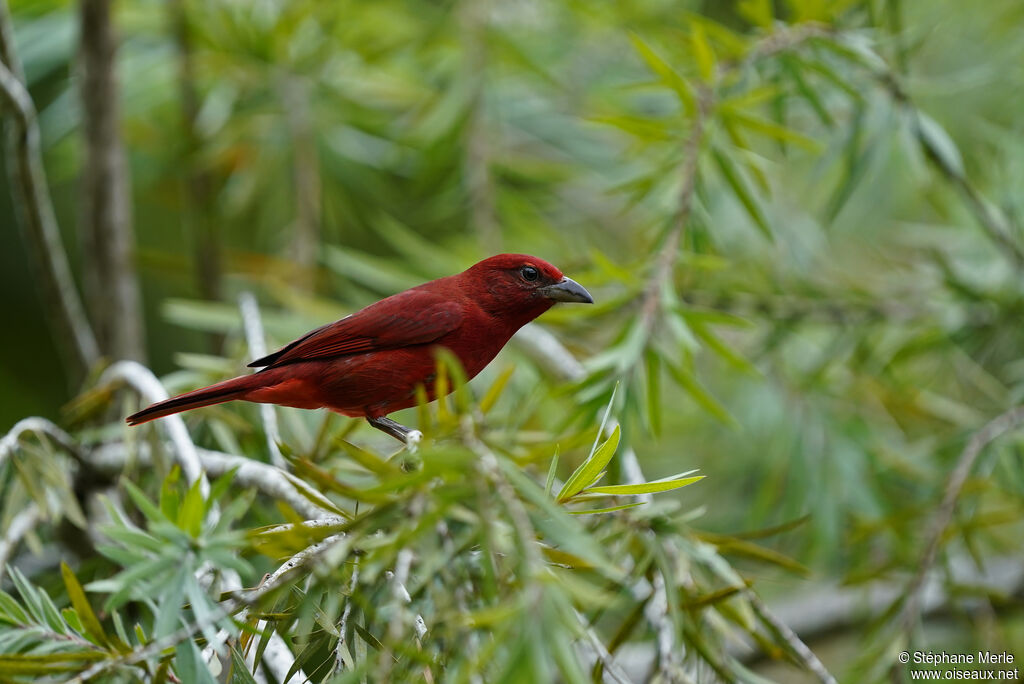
[{"left": 1, "top": 0, "right": 1023, "bottom": 682}]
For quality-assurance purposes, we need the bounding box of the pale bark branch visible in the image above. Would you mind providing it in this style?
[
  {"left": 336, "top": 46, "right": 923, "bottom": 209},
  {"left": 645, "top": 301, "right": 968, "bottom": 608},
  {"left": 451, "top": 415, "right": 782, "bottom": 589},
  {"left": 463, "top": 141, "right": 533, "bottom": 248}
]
[
  {"left": 239, "top": 292, "right": 286, "bottom": 469},
  {"left": 0, "top": 503, "right": 41, "bottom": 582},
  {"left": 98, "top": 360, "right": 207, "bottom": 495},
  {"left": 0, "top": 1, "right": 99, "bottom": 375},
  {"left": 900, "top": 405, "right": 1024, "bottom": 634}
]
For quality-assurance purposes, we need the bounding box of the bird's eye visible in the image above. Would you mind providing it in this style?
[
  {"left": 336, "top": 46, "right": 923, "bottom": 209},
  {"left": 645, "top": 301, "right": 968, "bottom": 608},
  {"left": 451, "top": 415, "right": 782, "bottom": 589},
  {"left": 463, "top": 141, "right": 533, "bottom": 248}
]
[{"left": 520, "top": 266, "right": 539, "bottom": 282}]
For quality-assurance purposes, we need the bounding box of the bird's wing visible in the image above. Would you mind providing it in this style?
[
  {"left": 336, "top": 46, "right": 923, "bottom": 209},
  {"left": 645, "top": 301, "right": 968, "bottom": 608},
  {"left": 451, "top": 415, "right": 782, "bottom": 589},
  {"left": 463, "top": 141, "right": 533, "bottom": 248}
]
[{"left": 249, "top": 289, "right": 464, "bottom": 368}]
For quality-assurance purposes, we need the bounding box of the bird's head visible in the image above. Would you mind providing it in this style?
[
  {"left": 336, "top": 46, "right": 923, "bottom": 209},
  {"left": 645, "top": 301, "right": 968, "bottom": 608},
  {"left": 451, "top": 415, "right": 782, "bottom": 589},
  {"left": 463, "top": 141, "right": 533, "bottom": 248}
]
[{"left": 464, "top": 254, "right": 593, "bottom": 324}]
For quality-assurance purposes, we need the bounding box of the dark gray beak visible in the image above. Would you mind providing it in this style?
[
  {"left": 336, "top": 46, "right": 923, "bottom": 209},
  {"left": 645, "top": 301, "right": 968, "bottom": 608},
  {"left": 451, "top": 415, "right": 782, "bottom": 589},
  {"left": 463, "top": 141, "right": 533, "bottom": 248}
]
[{"left": 539, "top": 276, "right": 594, "bottom": 304}]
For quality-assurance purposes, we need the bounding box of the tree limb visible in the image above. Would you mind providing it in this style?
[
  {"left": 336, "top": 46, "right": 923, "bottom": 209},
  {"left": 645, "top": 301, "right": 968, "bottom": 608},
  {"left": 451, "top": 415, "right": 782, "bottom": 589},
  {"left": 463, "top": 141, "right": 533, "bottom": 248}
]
[
  {"left": 900, "top": 405, "right": 1024, "bottom": 634},
  {"left": 0, "top": 1, "right": 99, "bottom": 375}
]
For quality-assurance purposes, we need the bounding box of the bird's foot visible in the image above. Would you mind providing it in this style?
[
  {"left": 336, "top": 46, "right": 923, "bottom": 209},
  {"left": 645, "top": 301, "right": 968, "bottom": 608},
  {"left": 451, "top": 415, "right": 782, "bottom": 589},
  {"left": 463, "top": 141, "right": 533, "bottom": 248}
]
[{"left": 367, "top": 416, "right": 422, "bottom": 452}]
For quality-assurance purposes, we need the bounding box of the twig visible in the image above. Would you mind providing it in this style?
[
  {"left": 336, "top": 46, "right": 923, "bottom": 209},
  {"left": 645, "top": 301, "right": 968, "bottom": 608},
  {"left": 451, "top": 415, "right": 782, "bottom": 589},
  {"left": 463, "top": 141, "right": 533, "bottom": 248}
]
[
  {"left": 73, "top": 533, "right": 346, "bottom": 682},
  {"left": 0, "top": 417, "right": 81, "bottom": 470},
  {"left": 900, "top": 405, "right": 1024, "bottom": 634},
  {"left": 239, "top": 292, "right": 286, "bottom": 469},
  {"left": 0, "top": 2, "right": 99, "bottom": 374},
  {"left": 0, "top": 502, "right": 41, "bottom": 582},
  {"left": 746, "top": 589, "right": 837, "bottom": 684},
  {"left": 98, "top": 361, "right": 208, "bottom": 496},
  {"left": 574, "top": 608, "right": 633, "bottom": 684},
  {"left": 89, "top": 442, "right": 334, "bottom": 520},
  {"left": 638, "top": 86, "right": 711, "bottom": 334},
  {"left": 513, "top": 325, "right": 648, "bottom": 493},
  {"left": 333, "top": 559, "right": 360, "bottom": 673}
]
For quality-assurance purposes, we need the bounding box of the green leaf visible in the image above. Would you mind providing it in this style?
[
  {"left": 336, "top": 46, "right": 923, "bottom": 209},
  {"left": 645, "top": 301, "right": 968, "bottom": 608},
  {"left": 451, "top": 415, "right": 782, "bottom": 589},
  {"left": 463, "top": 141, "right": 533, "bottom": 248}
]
[
  {"left": 0, "top": 589, "right": 30, "bottom": 625},
  {"left": 916, "top": 112, "right": 964, "bottom": 178},
  {"left": 690, "top": 23, "right": 715, "bottom": 81},
  {"left": 557, "top": 425, "right": 620, "bottom": 503},
  {"left": 727, "top": 110, "right": 821, "bottom": 151},
  {"left": 666, "top": 362, "right": 736, "bottom": 426},
  {"left": 629, "top": 34, "right": 696, "bottom": 114},
  {"left": 178, "top": 476, "right": 206, "bottom": 538},
  {"left": 568, "top": 502, "right": 646, "bottom": 515},
  {"left": 712, "top": 146, "right": 772, "bottom": 241},
  {"left": 545, "top": 447, "right": 560, "bottom": 496},
  {"left": 586, "top": 475, "right": 704, "bottom": 496},
  {"left": 480, "top": 366, "right": 516, "bottom": 415},
  {"left": 61, "top": 562, "right": 109, "bottom": 648}
]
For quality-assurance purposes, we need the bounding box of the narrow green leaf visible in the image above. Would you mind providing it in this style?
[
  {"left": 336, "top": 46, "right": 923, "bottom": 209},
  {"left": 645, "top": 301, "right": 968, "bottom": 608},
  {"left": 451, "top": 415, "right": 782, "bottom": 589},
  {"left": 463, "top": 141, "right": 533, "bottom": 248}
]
[
  {"left": 712, "top": 146, "right": 772, "bottom": 241},
  {"left": 61, "top": 562, "right": 108, "bottom": 648},
  {"left": 690, "top": 23, "right": 715, "bottom": 81},
  {"left": 545, "top": 447, "right": 560, "bottom": 497},
  {"left": 480, "top": 366, "right": 516, "bottom": 415},
  {"left": 586, "top": 476, "right": 704, "bottom": 496},
  {"left": 569, "top": 502, "right": 646, "bottom": 515},
  {"left": 177, "top": 476, "right": 205, "bottom": 538},
  {"left": 0, "top": 589, "right": 30, "bottom": 625},
  {"left": 729, "top": 110, "right": 821, "bottom": 151},
  {"left": 666, "top": 362, "right": 736, "bottom": 425},
  {"left": 557, "top": 425, "right": 621, "bottom": 503},
  {"left": 629, "top": 34, "right": 696, "bottom": 114}
]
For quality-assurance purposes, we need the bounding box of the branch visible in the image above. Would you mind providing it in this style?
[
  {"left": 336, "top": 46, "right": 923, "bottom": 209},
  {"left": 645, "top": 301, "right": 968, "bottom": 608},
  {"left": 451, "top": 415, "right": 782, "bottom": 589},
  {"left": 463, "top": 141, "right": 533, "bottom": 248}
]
[
  {"left": 89, "top": 442, "right": 335, "bottom": 520},
  {"left": 900, "top": 405, "right": 1024, "bottom": 634},
  {"left": 239, "top": 292, "right": 286, "bottom": 469},
  {"left": 746, "top": 589, "right": 837, "bottom": 684},
  {"left": 0, "top": 2, "right": 99, "bottom": 374},
  {"left": 0, "top": 502, "right": 41, "bottom": 582},
  {"left": 0, "top": 416, "right": 81, "bottom": 470},
  {"left": 98, "top": 361, "right": 207, "bottom": 496},
  {"left": 73, "top": 533, "right": 346, "bottom": 682}
]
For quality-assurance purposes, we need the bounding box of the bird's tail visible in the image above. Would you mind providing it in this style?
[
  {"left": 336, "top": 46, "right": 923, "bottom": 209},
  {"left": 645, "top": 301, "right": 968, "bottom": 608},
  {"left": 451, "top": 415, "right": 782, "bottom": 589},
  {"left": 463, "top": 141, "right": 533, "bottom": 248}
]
[{"left": 125, "top": 374, "right": 265, "bottom": 426}]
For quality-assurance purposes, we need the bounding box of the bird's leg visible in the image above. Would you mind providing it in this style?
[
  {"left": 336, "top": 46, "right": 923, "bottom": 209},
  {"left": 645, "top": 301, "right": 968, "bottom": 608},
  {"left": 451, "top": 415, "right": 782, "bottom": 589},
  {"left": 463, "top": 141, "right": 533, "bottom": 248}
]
[{"left": 367, "top": 416, "right": 422, "bottom": 450}]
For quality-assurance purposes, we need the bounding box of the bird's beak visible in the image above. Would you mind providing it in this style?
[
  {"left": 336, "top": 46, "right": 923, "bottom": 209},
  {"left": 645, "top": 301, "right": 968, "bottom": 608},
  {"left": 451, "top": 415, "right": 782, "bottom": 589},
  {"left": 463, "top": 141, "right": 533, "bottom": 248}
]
[{"left": 539, "top": 277, "right": 594, "bottom": 304}]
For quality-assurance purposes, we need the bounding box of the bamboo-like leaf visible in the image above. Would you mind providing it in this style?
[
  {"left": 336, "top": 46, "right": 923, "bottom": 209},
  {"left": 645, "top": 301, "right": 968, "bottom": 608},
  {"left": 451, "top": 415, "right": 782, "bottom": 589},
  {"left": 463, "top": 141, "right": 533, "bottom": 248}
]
[
  {"left": 629, "top": 34, "right": 696, "bottom": 114},
  {"left": 61, "top": 562, "right": 109, "bottom": 648},
  {"left": 586, "top": 475, "right": 704, "bottom": 496},
  {"left": 557, "top": 425, "right": 620, "bottom": 503},
  {"left": 545, "top": 447, "right": 560, "bottom": 496},
  {"left": 712, "top": 146, "right": 772, "bottom": 241},
  {"left": 666, "top": 361, "right": 737, "bottom": 425},
  {"left": 728, "top": 110, "right": 821, "bottom": 151},
  {"left": 569, "top": 502, "right": 646, "bottom": 515},
  {"left": 480, "top": 365, "right": 515, "bottom": 415},
  {"left": 690, "top": 23, "right": 715, "bottom": 81}
]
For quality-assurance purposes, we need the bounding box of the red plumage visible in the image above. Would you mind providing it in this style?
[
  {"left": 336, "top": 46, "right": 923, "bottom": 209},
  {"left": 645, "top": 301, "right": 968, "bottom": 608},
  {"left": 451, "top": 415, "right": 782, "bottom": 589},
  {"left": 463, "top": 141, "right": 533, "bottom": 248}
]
[{"left": 126, "top": 254, "right": 592, "bottom": 427}]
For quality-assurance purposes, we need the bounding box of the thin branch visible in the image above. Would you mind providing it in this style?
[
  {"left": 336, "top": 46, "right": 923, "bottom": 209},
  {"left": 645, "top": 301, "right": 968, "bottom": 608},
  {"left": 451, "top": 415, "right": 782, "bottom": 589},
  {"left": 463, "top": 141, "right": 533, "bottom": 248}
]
[
  {"left": 98, "top": 361, "right": 207, "bottom": 495},
  {"left": 0, "top": 502, "right": 41, "bottom": 582},
  {"left": 746, "top": 589, "right": 837, "bottom": 684},
  {"left": 73, "top": 533, "right": 346, "bottom": 682},
  {"left": 639, "top": 86, "right": 711, "bottom": 335},
  {"left": 900, "top": 405, "right": 1024, "bottom": 634},
  {"left": 239, "top": 292, "right": 286, "bottom": 469},
  {"left": 575, "top": 608, "right": 633, "bottom": 684},
  {"left": 333, "top": 559, "right": 359, "bottom": 673},
  {"left": 0, "top": 1, "right": 99, "bottom": 374},
  {"left": 89, "top": 442, "right": 335, "bottom": 520},
  {"left": 0, "top": 416, "right": 82, "bottom": 470}
]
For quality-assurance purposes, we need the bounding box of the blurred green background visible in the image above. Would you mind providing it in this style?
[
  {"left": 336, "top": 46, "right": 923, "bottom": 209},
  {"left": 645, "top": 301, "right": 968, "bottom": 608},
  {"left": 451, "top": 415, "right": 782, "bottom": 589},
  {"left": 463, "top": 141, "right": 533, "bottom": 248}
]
[{"left": 2, "top": 0, "right": 1024, "bottom": 681}]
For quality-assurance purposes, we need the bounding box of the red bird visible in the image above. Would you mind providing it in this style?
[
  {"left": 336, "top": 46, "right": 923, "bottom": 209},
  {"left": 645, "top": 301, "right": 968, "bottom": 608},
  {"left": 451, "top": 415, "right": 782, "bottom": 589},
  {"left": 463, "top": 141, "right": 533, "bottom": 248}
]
[{"left": 126, "top": 254, "right": 592, "bottom": 442}]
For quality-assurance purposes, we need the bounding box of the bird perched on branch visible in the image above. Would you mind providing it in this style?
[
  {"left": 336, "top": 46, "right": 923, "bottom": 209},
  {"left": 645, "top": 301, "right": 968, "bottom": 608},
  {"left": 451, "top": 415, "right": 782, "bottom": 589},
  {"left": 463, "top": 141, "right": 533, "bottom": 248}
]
[{"left": 126, "top": 254, "right": 593, "bottom": 444}]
